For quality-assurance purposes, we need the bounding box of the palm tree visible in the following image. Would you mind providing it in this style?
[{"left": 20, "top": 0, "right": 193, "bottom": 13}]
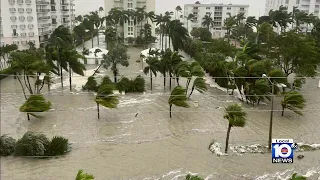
[
  {"left": 86, "top": 11, "right": 104, "bottom": 46},
  {"left": 83, "top": 18, "right": 95, "bottom": 48},
  {"left": 245, "top": 16, "right": 257, "bottom": 40},
  {"left": 281, "top": 91, "right": 306, "bottom": 116},
  {"left": 235, "top": 12, "right": 246, "bottom": 25},
  {"left": 102, "top": 44, "right": 129, "bottom": 83},
  {"left": 289, "top": 173, "right": 307, "bottom": 180},
  {"left": 224, "top": 104, "right": 246, "bottom": 153},
  {"left": 163, "top": 11, "right": 173, "bottom": 49},
  {"left": 176, "top": 61, "right": 204, "bottom": 94},
  {"left": 143, "top": 56, "right": 159, "bottom": 91},
  {"left": 202, "top": 13, "right": 214, "bottom": 30},
  {"left": 104, "top": 26, "right": 117, "bottom": 49},
  {"left": 155, "top": 14, "right": 165, "bottom": 49},
  {"left": 73, "top": 24, "right": 87, "bottom": 49},
  {"left": 186, "top": 13, "right": 195, "bottom": 33},
  {"left": 224, "top": 15, "right": 237, "bottom": 42},
  {"left": 161, "top": 49, "right": 183, "bottom": 90},
  {"left": 61, "top": 50, "right": 86, "bottom": 90},
  {"left": 20, "top": 94, "right": 51, "bottom": 120},
  {"left": 109, "top": 8, "right": 129, "bottom": 41},
  {"left": 95, "top": 84, "right": 119, "bottom": 119},
  {"left": 167, "top": 20, "right": 189, "bottom": 51},
  {"left": 168, "top": 86, "right": 189, "bottom": 118},
  {"left": 188, "top": 77, "right": 207, "bottom": 98},
  {"left": 175, "top": 6, "right": 182, "bottom": 20}
]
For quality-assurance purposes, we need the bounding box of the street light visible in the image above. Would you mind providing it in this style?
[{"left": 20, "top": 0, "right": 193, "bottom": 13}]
[{"left": 262, "top": 74, "right": 286, "bottom": 150}]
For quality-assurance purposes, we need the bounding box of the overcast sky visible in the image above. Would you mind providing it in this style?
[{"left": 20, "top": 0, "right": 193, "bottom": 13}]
[{"left": 75, "top": 0, "right": 266, "bottom": 17}]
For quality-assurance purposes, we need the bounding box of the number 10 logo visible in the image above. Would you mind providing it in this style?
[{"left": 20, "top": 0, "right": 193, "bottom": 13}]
[{"left": 272, "top": 139, "right": 295, "bottom": 163}]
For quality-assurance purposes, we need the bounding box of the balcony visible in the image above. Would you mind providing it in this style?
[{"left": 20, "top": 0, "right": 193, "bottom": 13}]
[
  {"left": 50, "top": 0, "right": 56, "bottom": 4},
  {"left": 26, "top": 0, "right": 32, "bottom": 4},
  {"left": 18, "top": 8, "right": 25, "bottom": 13},
  {"left": 63, "top": 15, "right": 70, "bottom": 17},
  {"left": 61, "top": 3, "right": 69, "bottom": 6},
  {"left": 9, "top": 8, "right": 16, "bottom": 13},
  {"left": 17, "top": 0, "right": 23, "bottom": 4},
  {"left": 28, "top": 32, "right": 35, "bottom": 36},
  {"left": 21, "top": 33, "right": 27, "bottom": 37},
  {"left": 39, "top": 30, "right": 52, "bottom": 35},
  {"left": 9, "top": 0, "right": 15, "bottom": 5},
  {"left": 37, "top": 9, "right": 50, "bottom": 13},
  {"left": 11, "top": 25, "right": 18, "bottom": 29},
  {"left": 10, "top": 16, "right": 17, "bottom": 21},
  {"left": 38, "top": 16, "right": 51, "bottom": 20},
  {"left": 12, "top": 33, "right": 19, "bottom": 37},
  {"left": 28, "top": 24, "right": 34, "bottom": 29},
  {"left": 62, "top": 9, "right": 69, "bottom": 12},
  {"left": 13, "top": 41, "right": 20, "bottom": 45},
  {"left": 38, "top": 23, "right": 51, "bottom": 27},
  {"left": 63, "top": 20, "right": 70, "bottom": 23},
  {"left": 20, "top": 25, "right": 26, "bottom": 29},
  {"left": 27, "top": 16, "right": 33, "bottom": 20},
  {"left": 192, "top": 8, "right": 199, "bottom": 12},
  {"left": 52, "top": 22, "right": 58, "bottom": 26},
  {"left": 19, "top": 16, "right": 26, "bottom": 21},
  {"left": 26, "top": 8, "right": 32, "bottom": 13},
  {"left": 36, "top": 0, "right": 49, "bottom": 4}
]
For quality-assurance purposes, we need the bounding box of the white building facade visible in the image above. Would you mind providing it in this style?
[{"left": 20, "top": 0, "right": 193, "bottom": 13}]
[
  {"left": 104, "top": 0, "right": 155, "bottom": 39},
  {"left": 184, "top": 3, "right": 249, "bottom": 38},
  {"left": 265, "top": 0, "right": 320, "bottom": 32},
  {"left": 0, "top": 0, "right": 75, "bottom": 50}
]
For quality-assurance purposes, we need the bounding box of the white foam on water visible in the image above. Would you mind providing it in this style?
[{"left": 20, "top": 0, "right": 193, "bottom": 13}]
[
  {"left": 161, "top": 168, "right": 182, "bottom": 178},
  {"left": 118, "top": 98, "right": 152, "bottom": 107}
]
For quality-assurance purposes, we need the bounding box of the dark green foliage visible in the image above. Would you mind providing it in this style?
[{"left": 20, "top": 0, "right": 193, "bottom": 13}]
[
  {"left": 289, "top": 173, "right": 307, "bottom": 180},
  {"left": 281, "top": 91, "right": 306, "bottom": 116},
  {"left": 14, "top": 132, "right": 50, "bottom": 156},
  {"left": 95, "top": 84, "right": 119, "bottom": 109},
  {"left": 0, "top": 135, "right": 16, "bottom": 156},
  {"left": 46, "top": 136, "right": 69, "bottom": 156},
  {"left": 186, "top": 174, "right": 204, "bottom": 180},
  {"left": 19, "top": 95, "right": 51, "bottom": 118},
  {"left": 83, "top": 76, "right": 98, "bottom": 92},
  {"left": 116, "top": 76, "right": 145, "bottom": 93},
  {"left": 99, "top": 76, "right": 114, "bottom": 87},
  {"left": 168, "top": 86, "right": 189, "bottom": 118},
  {"left": 76, "top": 169, "right": 95, "bottom": 180},
  {"left": 190, "top": 27, "right": 212, "bottom": 42}
]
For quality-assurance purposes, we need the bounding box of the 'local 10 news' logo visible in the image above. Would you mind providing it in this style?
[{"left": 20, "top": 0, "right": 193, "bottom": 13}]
[{"left": 272, "top": 139, "right": 298, "bottom": 163}]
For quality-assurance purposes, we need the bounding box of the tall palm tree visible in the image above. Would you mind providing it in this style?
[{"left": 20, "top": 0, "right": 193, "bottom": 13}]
[
  {"left": 83, "top": 18, "right": 95, "bottom": 48},
  {"left": 164, "top": 50, "right": 183, "bottom": 90},
  {"left": 109, "top": 8, "right": 129, "bottom": 41},
  {"left": 188, "top": 77, "right": 207, "bottom": 98},
  {"left": 186, "top": 13, "right": 195, "bottom": 33},
  {"left": 102, "top": 44, "right": 129, "bottom": 82},
  {"left": 136, "top": 6, "right": 146, "bottom": 37},
  {"left": 168, "top": 86, "right": 189, "bottom": 118},
  {"left": 94, "top": 84, "right": 119, "bottom": 119},
  {"left": 163, "top": 12, "right": 173, "bottom": 49},
  {"left": 176, "top": 61, "right": 204, "bottom": 94},
  {"left": 104, "top": 26, "right": 117, "bottom": 49},
  {"left": 155, "top": 14, "right": 165, "bottom": 50},
  {"left": 73, "top": 24, "right": 87, "bottom": 49},
  {"left": 224, "top": 104, "right": 246, "bottom": 153},
  {"left": 245, "top": 16, "right": 257, "bottom": 40},
  {"left": 20, "top": 94, "right": 51, "bottom": 120},
  {"left": 167, "top": 20, "right": 189, "bottom": 51},
  {"left": 281, "top": 91, "right": 306, "bottom": 116},
  {"left": 86, "top": 11, "right": 103, "bottom": 46},
  {"left": 224, "top": 15, "right": 237, "bottom": 42},
  {"left": 143, "top": 56, "right": 159, "bottom": 91},
  {"left": 202, "top": 13, "right": 214, "bottom": 30},
  {"left": 235, "top": 12, "right": 246, "bottom": 25},
  {"left": 292, "top": 8, "right": 309, "bottom": 32},
  {"left": 175, "top": 6, "right": 182, "bottom": 20}
]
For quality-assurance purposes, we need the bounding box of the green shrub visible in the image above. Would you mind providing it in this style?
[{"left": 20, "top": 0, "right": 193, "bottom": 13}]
[
  {"left": 14, "top": 132, "right": 50, "bottom": 156},
  {"left": 46, "top": 136, "right": 69, "bottom": 156},
  {"left": 116, "top": 77, "right": 132, "bottom": 93},
  {"left": 100, "top": 76, "right": 113, "bottom": 87},
  {"left": 186, "top": 174, "right": 204, "bottom": 180},
  {"left": 0, "top": 135, "right": 16, "bottom": 156},
  {"left": 131, "top": 75, "right": 145, "bottom": 92},
  {"left": 76, "top": 169, "right": 94, "bottom": 180},
  {"left": 83, "top": 76, "right": 98, "bottom": 92}
]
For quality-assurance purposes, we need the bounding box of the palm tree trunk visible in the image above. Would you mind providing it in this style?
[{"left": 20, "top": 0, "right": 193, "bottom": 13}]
[
  {"left": 282, "top": 107, "right": 285, "bottom": 116},
  {"left": 150, "top": 72, "right": 153, "bottom": 91},
  {"left": 26, "top": 76, "right": 33, "bottom": 94},
  {"left": 97, "top": 102, "right": 100, "bottom": 119},
  {"left": 27, "top": 113, "right": 30, "bottom": 121},
  {"left": 163, "top": 73, "right": 166, "bottom": 89},
  {"left": 91, "top": 33, "right": 94, "bottom": 48},
  {"left": 165, "top": 34, "right": 168, "bottom": 49},
  {"left": 82, "top": 38, "right": 85, "bottom": 50},
  {"left": 169, "top": 74, "right": 172, "bottom": 90},
  {"left": 169, "top": 36, "right": 171, "bottom": 50},
  {"left": 176, "top": 77, "right": 180, "bottom": 86},
  {"left": 186, "top": 79, "right": 191, "bottom": 94},
  {"left": 188, "top": 86, "right": 195, "bottom": 98},
  {"left": 225, "top": 123, "right": 232, "bottom": 153},
  {"left": 17, "top": 76, "right": 28, "bottom": 100},
  {"left": 69, "top": 66, "right": 72, "bottom": 91},
  {"left": 97, "top": 30, "right": 100, "bottom": 45},
  {"left": 60, "top": 66, "right": 63, "bottom": 88},
  {"left": 169, "top": 104, "right": 172, "bottom": 118}
]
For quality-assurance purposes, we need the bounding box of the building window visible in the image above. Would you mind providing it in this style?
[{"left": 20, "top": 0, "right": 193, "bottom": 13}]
[
  {"left": 193, "top": 12, "right": 198, "bottom": 15},
  {"left": 215, "top": 6, "right": 222, "bottom": 10},
  {"left": 26, "top": 8, "right": 32, "bottom": 13},
  {"left": 52, "top": 19, "right": 57, "bottom": 24},
  {"left": 226, "top": 12, "right": 231, "bottom": 16},
  {"left": 9, "top": 0, "right": 15, "bottom": 5},
  {"left": 28, "top": 24, "right": 34, "bottom": 29},
  {"left": 27, "top": 16, "right": 33, "bottom": 21},
  {"left": 214, "top": 17, "right": 222, "bottom": 21},
  {"left": 17, "top": 0, "right": 23, "bottom": 4},
  {"left": 227, "top": 7, "right": 231, "bottom": 10},
  {"left": 10, "top": 16, "right": 17, "bottom": 21},
  {"left": 20, "top": 24, "right": 26, "bottom": 29},
  {"left": 18, "top": 8, "right": 24, "bottom": 13},
  {"left": 19, "top": 16, "right": 26, "bottom": 21},
  {"left": 285, "top": 0, "right": 289, "bottom": 3},
  {"left": 128, "top": 3, "right": 133, "bottom": 8},
  {"left": 10, "top": 8, "right": 16, "bottom": 12},
  {"left": 51, "top": 6, "right": 56, "bottom": 11},
  {"left": 296, "top": 0, "right": 300, "bottom": 4},
  {"left": 206, "top": 7, "right": 210, "bottom": 9},
  {"left": 193, "top": 7, "right": 198, "bottom": 9},
  {"left": 13, "top": 29, "right": 17, "bottom": 36},
  {"left": 214, "top": 12, "right": 222, "bottom": 16},
  {"left": 206, "top": 12, "right": 210, "bottom": 15},
  {"left": 240, "top": 8, "right": 245, "bottom": 11},
  {"left": 26, "top": 0, "right": 31, "bottom": 4}
]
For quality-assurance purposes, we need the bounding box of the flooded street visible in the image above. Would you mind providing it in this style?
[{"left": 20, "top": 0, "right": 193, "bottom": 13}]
[{"left": 1, "top": 37, "right": 320, "bottom": 179}]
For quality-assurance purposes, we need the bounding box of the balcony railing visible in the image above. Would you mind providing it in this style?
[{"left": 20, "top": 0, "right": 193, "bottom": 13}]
[
  {"left": 26, "top": 0, "right": 32, "bottom": 4},
  {"left": 11, "top": 25, "right": 18, "bottom": 29},
  {"left": 28, "top": 32, "right": 35, "bottom": 36},
  {"left": 38, "top": 23, "right": 51, "bottom": 27},
  {"left": 9, "top": 8, "right": 16, "bottom": 12},
  {"left": 61, "top": 3, "right": 69, "bottom": 6},
  {"left": 26, "top": 8, "right": 32, "bottom": 13},
  {"left": 20, "top": 25, "right": 26, "bottom": 29},
  {"left": 38, "top": 16, "right": 51, "bottom": 20},
  {"left": 63, "top": 20, "right": 70, "bottom": 23},
  {"left": 50, "top": 1, "right": 56, "bottom": 4},
  {"left": 36, "top": 0, "right": 49, "bottom": 4},
  {"left": 9, "top": 0, "right": 15, "bottom": 5},
  {"left": 17, "top": 0, "right": 23, "bottom": 4},
  {"left": 18, "top": 8, "right": 24, "bottom": 13},
  {"left": 37, "top": 9, "right": 50, "bottom": 13},
  {"left": 12, "top": 33, "right": 19, "bottom": 37},
  {"left": 52, "top": 22, "right": 58, "bottom": 26},
  {"left": 62, "top": 9, "right": 69, "bottom": 12},
  {"left": 39, "top": 30, "right": 52, "bottom": 35},
  {"left": 27, "top": 16, "right": 33, "bottom": 20},
  {"left": 21, "top": 33, "right": 27, "bottom": 37}
]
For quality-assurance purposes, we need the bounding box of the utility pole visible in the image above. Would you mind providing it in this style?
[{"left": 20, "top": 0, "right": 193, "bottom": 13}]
[{"left": 268, "top": 83, "right": 274, "bottom": 150}]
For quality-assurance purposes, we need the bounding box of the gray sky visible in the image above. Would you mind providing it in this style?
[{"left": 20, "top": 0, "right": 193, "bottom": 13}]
[{"left": 75, "top": 0, "right": 266, "bottom": 17}]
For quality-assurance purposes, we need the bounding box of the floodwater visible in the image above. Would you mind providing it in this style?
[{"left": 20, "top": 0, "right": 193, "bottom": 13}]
[{"left": 1, "top": 36, "right": 320, "bottom": 180}]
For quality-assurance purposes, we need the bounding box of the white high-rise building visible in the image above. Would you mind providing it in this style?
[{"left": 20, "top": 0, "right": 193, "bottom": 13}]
[
  {"left": 104, "top": 0, "right": 155, "bottom": 39},
  {"left": 0, "top": 0, "right": 75, "bottom": 49},
  {"left": 184, "top": 3, "right": 249, "bottom": 38}
]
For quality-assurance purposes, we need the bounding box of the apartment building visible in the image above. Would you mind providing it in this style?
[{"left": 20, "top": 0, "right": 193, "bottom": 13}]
[
  {"left": 104, "top": 0, "right": 155, "bottom": 39},
  {"left": 265, "top": 0, "right": 320, "bottom": 32},
  {"left": 0, "top": 0, "right": 75, "bottom": 49},
  {"left": 184, "top": 3, "right": 249, "bottom": 38}
]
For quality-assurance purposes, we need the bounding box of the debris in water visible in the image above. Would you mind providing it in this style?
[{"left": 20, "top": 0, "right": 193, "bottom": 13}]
[
  {"left": 297, "top": 155, "right": 305, "bottom": 160},
  {"left": 135, "top": 113, "right": 138, "bottom": 117}
]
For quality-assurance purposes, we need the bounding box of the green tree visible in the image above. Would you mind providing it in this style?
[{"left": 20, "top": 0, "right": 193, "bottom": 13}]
[
  {"left": 186, "top": 174, "right": 204, "bottom": 180},
  {"left": 108, "top": 8, "right": 129, "bottom": 41},
  {"left": 83, "top": 76, "right": 98, "bottom": 92},
  {"left": 83, "top": 18, "right": 95, "bottom": 48},
  {"left": 202, "top": 13, "right": 214, "bottom": 30},
  {"left": 0, "top": 135, "right": 16, "bottom": 156},
  {"left": 75, "top": 169, "right": 95, "bottom": 180},
  {"left": 0, "top": 44, "right": 18, "bottom": 70},
  {"left": 188, "top": 77, "right": 207, "bottom": 98},
  {"left": 73, "top": 24, "right": 87, "bottom": 49},
  {"left": 85, "top": 11, "right": 103, "bottom": 46},
  {"left": 168, "top": 86, "right": 189, "bottom": 118},
  {"left": 20, "top": 94, "right": 51, "bottom": 120},
  {"left": 281, "top": 91, "right": 306, "bottom": 116},
  {"left": 186, "top": 13, "right": 195, "bottom": 33},
  {"left": 167, "top": 20, "right": 189, "bottom": 51},
  {"left": 224, "top": 104, "right": 246, "bottom": 153},
  {"left": 94, "top": 84, "right": 119, "bottom": 119},
  {"left": 14, "top": 132, "right": 50, "bottom": 156},
  {"left": 224, "top": 15, "right": 237, "bottom": 42},
  {"left": 46, "top": 136, "right": 69, "bottom": 156},
  {"left": 104, "top": 26, "right": 117, "bottom": 49},
  {"left": 289, "top": 173, "right": 307, "bottom": 180},
  {"left": 143, "top": 56, "right": 159, "bottom": 91},
  {"left": 102, "top": 44, "right": 129, "bottom": 83},
  {"left": 175, "top": 5, "right": 182, "bottom": 19}
]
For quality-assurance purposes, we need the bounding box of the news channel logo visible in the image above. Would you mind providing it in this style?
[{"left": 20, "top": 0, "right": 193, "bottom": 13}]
[{"left": 272, "top": 139, "right": 298, "bottom": 163}]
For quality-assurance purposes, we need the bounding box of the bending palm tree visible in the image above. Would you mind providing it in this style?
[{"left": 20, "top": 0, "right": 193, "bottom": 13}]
[
  {"left": 168, "top": 86, "right": 189, "bottom": 118},
  {"left": 281, "top": 91, "right": 306, "bottom": 116},
  {"left": 167, "top": 20, "right": 189, "bottom": 51},
  {"left": 186, "top": 13, "right": 195, "bottom": 33},
  {"left": 143, "top": 57, "right": 159, "bottom": 91},
  {"left": 188, "top": 77, "right": 207, "bottom": 98},
  {"left": 94, "top": 84, "right": 119, "bottom": 119},
  {"left": 224, "top": 104, "right": 246, "bottom": 153},
  {"left": 20, "top": 94, "right": 51, "bottom": 120},
  {"left": 202, "top": 13, "right": 214, "bottom": 30}
]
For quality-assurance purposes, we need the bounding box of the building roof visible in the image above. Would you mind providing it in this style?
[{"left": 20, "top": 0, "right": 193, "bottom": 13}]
[{"left": 184, "top": 3, "right": 249, "bottom": 8}]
